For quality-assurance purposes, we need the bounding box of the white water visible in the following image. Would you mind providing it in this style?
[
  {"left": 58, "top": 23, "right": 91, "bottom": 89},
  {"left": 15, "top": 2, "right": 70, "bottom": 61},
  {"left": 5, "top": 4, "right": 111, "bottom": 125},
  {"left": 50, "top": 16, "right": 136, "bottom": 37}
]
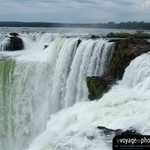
[
  {"left": 0, "top": 32, "right": 59, "bottom": 51},
  {"left": 27, "top": 52, "right": 150, "bottom": 150},
  {"left": 0, "top": 34, "right": 10, "bottom": 51},
  {"left": 0, "top": 32, "right": 114, "bottom": 150}
]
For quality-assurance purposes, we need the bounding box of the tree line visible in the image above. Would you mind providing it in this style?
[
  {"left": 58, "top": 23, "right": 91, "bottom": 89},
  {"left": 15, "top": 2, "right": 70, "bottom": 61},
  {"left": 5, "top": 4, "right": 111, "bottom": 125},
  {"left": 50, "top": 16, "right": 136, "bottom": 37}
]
[{"left": 0, "top": 21, "right": 150, "bottom": 30}]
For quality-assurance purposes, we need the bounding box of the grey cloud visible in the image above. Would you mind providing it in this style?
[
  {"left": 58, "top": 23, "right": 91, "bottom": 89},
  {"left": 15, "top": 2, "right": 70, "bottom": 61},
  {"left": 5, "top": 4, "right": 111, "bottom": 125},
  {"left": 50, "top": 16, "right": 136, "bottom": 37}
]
[{"left": 0, "top": 0, "right": 149, "bottom": 22}]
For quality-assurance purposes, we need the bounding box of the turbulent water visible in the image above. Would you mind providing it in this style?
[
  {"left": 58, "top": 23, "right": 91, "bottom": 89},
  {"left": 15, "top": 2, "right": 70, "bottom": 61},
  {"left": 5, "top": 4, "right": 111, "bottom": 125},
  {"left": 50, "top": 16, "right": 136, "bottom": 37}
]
[
  {"left": 26, "top": 52, "right": 150, "bottom": 150},
  {"left": 0, "top": 32, "right": 115, "bottom": 150}
]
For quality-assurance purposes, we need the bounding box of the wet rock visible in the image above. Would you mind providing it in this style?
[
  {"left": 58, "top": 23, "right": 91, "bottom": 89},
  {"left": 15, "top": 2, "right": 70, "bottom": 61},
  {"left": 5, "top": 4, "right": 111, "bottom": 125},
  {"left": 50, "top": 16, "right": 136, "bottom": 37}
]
[
  {"left": 97, "top": 126, "right": 121, "bottom": 136},
  {"left": 97, "top": 126, "right": 141, "bottom": 136},
  {"left": 43, "top": 45, "right": 49, "bottom": 50},
  {"left": 9, "top": 36, "right": 24, "bottom": 51},
  {"left": 86, "top": 76, "right": 116, "bottom": 100},
  {"left": 120, "top": 129, "right": 141, "bottom": 135},
  {"left": 108, "top": 38, "right": 150, "bottom": 79},
  {"left": 5, "top": 33, "right": 24, "bottom": 51},
  {"left": 77, "top": 39, "right": 81, "bottom": 48}
]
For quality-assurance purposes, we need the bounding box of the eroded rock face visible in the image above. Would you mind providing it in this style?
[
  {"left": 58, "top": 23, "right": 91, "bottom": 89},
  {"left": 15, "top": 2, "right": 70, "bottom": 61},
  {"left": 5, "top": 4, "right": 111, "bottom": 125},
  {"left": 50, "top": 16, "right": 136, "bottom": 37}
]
[{"left": 108, "top": 38, "right": 150, "bottom": 80}]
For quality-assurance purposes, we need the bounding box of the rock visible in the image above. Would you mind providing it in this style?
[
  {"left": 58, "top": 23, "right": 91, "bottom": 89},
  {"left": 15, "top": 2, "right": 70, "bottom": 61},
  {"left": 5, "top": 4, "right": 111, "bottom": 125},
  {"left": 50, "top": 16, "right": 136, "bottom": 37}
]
[
  {"left": 86, "top": 38, "right": 150, "bottom": 101},
  {"left": 86, "top": 76, "right": 115, "bottom": 100},
  {"left": 97, "top": 126, "right": 141, "bottom": 136},
  {"left": 108, "top": 38, "right": 150, "bottom": 79},
  {"left": 9, "top": 36, "right": 24, "bottom": 51},
  {"left": 5, "top": 33, "right": 24, "bottom": 51},
  {"left": 11, "top": 37, "right": 24, "bottom": 51},
  {"left": 43, "top": 45, "right": 49, "bottom": 50},
  {"left": 90, "top": 35, "right": 100, "bottom": 39},
  {"left": 108, "top": 38, "right": 121, "bottom": 42},
  {"left": 120, "top": 129, "right": 141, "bottom": 135},
  {"left": 77, "top": 39, "right": 81, "bottom": 48},
  {"left": 9, "top": 32, "right": 19, "bottom": 37}
]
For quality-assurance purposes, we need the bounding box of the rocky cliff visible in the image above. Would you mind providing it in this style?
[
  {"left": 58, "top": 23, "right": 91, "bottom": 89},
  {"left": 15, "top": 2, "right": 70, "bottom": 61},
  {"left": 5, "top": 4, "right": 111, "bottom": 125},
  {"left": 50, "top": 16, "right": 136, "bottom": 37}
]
[{"left": 87, "top": 38, "right": 150, "bottom": 100}]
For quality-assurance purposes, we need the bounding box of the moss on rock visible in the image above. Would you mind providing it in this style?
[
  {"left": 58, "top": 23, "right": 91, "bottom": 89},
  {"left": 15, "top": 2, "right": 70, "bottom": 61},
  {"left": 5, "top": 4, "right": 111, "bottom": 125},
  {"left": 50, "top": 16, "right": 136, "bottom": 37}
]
[
  {"left": 86, "top": 76, "right": 115, "bottom": 100},
  {"left": 108, "top": 38, "right": 150, "bottom": 79}
]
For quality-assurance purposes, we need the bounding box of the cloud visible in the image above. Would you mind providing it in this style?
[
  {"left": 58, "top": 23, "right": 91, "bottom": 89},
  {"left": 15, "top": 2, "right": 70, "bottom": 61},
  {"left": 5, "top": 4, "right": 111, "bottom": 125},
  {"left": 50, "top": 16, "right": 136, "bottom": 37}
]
[{"left": 0, "top": 0, "right": 149, "bottom": 22}]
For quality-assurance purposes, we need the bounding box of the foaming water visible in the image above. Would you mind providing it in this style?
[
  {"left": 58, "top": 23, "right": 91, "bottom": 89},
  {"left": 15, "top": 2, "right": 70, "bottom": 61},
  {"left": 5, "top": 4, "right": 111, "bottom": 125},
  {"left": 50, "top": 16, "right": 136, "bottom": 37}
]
[
  {"left": 0, "top": 36, "right": 10, "bottom": 51},
  {"left": 0, "top": 32, "right": 59, "bottom": 51},
  {"left": 26, "top": 53, "right": 150, "bottom": 150},
  {"left": 0, "top": 33, "right": 114, "bottom": 150}
]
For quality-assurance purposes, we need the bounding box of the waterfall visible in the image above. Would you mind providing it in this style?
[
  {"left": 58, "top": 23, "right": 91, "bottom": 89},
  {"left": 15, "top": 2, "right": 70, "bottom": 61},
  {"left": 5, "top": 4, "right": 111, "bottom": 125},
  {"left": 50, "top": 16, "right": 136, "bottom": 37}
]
[
  {"left": 0, "top": 35, "right": 11, "bottom": 51},
  {"left": 0, "top": 33, "right": 59, "bottom": 51},
  {"left": 27, "top": 52, "right": 150, "bottom": 150},
  {"left": 0, "top": 33, "right": 114, "bottom": 150}
]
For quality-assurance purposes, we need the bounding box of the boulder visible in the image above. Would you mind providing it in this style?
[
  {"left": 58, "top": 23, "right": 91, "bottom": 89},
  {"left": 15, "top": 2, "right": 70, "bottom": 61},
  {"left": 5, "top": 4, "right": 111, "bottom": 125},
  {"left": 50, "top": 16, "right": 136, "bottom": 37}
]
[
  {"left": 86, "top": 76, "right": 115, "bottom": 100},
  {"left": 5, "top": 33, "right": 24, "bottom": 51},
  {"left": 9, "top": 36, "right": 24, "bottom": 51}
]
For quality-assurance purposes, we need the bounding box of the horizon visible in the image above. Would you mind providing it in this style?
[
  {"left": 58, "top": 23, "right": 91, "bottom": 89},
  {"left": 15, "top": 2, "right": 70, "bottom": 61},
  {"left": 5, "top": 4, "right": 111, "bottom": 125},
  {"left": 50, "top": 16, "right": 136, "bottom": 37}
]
[
  {"left": 0, "top": 21, "right": 150, "bottom": 24},
  {"left": 0, "top": 0, "right": 149, "bottom": 23}
]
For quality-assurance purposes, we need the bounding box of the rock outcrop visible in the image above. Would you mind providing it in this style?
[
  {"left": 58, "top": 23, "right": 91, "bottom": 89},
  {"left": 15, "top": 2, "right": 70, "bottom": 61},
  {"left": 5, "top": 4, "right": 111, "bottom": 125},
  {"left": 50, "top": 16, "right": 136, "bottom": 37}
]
[
  {"left": 108, "top": 38, "right": 150, "bottom": 79},
  {"left": 86, "top": 76, "right": 115, "bottom": 100},
  {"left": 5, "top": 32, "right": 24, "bottom": 51},
  {"left": 86, "top": 38, "right": 150, "bottom": 100},
  {"left": 97, "top": 126, "right": 141, "bottom": 136}
]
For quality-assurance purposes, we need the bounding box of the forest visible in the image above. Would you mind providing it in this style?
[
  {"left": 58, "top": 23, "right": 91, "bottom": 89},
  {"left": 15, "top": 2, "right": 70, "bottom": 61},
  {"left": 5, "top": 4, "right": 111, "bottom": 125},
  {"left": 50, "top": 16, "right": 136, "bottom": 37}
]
[{"left": 0, "top": 21, "right": 150, "bottom": 30}]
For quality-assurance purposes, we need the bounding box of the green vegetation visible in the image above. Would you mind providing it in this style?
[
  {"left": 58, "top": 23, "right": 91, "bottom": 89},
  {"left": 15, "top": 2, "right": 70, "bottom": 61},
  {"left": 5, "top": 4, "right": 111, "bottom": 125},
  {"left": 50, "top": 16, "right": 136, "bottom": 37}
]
[
  {"left": 86, "top": 76, "right": 115, "bottom": 100},
  {"left": 0, "top": 21, "right": 150, "bottom": 30},
  {"left": 107, "top": 31, "right": 150, "bottom": 38}
]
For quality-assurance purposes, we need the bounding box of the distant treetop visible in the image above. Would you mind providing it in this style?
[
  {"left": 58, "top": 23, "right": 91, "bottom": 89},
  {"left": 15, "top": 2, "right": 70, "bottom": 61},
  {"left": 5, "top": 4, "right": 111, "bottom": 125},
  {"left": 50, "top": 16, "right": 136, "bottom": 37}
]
[{"left": 0, "top": 21, "right": 149, "bottom": 30}]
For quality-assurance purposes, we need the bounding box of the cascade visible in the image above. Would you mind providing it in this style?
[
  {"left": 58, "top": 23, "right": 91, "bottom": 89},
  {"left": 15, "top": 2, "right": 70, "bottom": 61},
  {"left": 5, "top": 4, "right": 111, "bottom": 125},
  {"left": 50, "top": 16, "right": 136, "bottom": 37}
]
[
  {"left": 0, "top": 33, "right": 114, "bottom": 150},
  {"left": 0, "top": 33, "right": 59, "bottom": 51},
  {"left": 27, "top": 52, "right": 150, "bottom": 150},
  {"left": 0, "top": 36, "right": 11, "bottom": 51},
  {"left": 20, "top": 32, "right": 59, "bottom": 44}
]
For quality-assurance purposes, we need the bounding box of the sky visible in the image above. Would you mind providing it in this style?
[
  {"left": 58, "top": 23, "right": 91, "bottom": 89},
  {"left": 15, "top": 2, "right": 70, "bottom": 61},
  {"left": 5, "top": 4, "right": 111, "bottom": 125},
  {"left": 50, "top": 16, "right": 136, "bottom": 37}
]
[{"left": 0, "top": 0, "right": 149, "bottom": 23}]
